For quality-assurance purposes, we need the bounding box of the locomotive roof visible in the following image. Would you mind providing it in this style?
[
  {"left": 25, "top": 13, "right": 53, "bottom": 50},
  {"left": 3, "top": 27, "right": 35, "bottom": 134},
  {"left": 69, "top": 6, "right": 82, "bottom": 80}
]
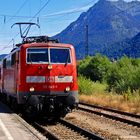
[
  {"left": 3, "top": 36, "right": 74, "bottom": 59},
  {"left": 15, "top": 35, "right": 74, "bottom": 49},
  {"left": 21, "top": 42, "right": 73, "bottom": 48},
  {"left": 3, "top": 41, "right": 74, "bottom": 60},
  {"left": 22, "top": 36, "right": 59, "bottom": 44}
]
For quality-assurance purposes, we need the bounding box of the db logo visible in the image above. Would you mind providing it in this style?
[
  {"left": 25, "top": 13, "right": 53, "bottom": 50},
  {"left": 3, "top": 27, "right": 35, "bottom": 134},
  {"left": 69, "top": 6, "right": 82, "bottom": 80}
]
[{"left": 46, "top": 76, "right": 55, "bottom": 82}]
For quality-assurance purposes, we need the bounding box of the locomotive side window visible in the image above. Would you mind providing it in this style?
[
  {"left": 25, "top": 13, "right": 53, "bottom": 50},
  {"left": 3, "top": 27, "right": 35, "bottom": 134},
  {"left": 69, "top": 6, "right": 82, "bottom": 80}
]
[
  {"left": 11, "top": 53, "right": 16, "bottom": 65},
  {"left": 3, "top": 59, "right": 6, "bottom": 68},
  {"left": 27, "top": 48, "right": 49, "bottom": 63},
  {"left": 50, "top": 48, "right": 71, "bottom": 63},
  {"left": 6, "top": 56, "right": 11, "bottom": 68}
]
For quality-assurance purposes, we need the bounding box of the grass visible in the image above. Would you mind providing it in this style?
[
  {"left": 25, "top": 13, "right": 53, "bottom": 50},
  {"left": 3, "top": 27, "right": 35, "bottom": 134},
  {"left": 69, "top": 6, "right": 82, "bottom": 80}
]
[
  {"left": 78, "top": 75, "right": 140, "bottom": 115},
  {"left": 79, "top": 93, "right": 140, "bottom": 115},
  {"left": 78, "top": 75, "right": 107, "bottom": 95}
]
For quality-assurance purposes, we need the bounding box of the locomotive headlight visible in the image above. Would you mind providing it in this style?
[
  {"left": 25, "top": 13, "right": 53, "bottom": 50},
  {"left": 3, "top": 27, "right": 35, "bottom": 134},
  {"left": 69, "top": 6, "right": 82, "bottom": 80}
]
[
  {"left": 29, "top": 87, "right": 35, "bottom": 92},
  {"left": 65, "top": 86, "right": 70, "bottom": 92},
  {"left": 48, "top": 64, "right": 52, "bottom": 70}
]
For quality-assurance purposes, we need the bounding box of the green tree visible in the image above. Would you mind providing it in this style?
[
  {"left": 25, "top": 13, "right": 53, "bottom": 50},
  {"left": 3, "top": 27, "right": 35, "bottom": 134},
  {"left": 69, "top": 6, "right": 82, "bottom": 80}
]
[
  {"left": 86, "top": 54, "right": 111, "bottom": 82},
  {"left": 106, "top": 56, "right": 140, "bottom": 93},
  {"left": 78, "top": 56, "right": 92, "bottom": 77}
]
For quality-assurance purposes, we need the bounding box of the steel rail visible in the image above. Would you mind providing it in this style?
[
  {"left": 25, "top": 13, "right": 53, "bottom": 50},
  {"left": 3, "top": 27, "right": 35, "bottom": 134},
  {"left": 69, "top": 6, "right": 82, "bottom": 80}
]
[
  {"left": 59, "top": 119, "right": 105, "bottom": 140},
  {"left": 79, "top": 102, "right": 140, "bottom": 119},
  {"left": 32, "top": 122, "right": 60, "bottom": 140},
  {"left": 78, "top": 105, "right": 140, "bottom": 127}
]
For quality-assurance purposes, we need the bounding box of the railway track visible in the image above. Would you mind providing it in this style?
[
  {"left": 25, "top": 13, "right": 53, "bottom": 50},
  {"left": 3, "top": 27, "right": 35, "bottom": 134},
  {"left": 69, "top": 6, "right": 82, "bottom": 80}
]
[
  {"left": 79, "top": 102, "right": 140, "bottom": 127},
  {"left": 32, "top": 122, "right": 59, "bottom": 140},
  {"left": 31, "top": 119, "right": 105, "bottom": 140},
  {"left": 0, "top": 98, "right": 105, "bottom": 140}
]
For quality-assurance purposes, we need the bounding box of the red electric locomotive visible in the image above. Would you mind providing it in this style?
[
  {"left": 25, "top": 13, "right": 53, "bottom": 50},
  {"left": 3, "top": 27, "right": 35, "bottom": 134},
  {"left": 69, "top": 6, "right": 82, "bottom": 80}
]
[{"left": 0, "top": 23, "right": 78, "bottom": 119}]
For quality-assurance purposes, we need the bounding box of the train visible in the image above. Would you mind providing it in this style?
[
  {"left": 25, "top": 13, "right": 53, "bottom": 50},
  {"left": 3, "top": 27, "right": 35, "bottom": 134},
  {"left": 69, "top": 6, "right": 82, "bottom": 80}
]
[{"left": 0, "top": 35, "right": 78, "bottom": 119}]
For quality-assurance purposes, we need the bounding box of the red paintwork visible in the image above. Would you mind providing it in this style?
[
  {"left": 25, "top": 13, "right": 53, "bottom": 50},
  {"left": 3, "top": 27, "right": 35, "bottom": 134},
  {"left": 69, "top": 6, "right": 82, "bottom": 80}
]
[{"left": 1, "top": 42, "right": 78, "bottom": 99}]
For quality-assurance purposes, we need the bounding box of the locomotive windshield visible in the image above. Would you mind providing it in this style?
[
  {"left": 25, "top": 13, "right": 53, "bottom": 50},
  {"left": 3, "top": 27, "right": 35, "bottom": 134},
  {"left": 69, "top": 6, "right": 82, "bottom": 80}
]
[
  {"left": 50, "top": 48, "right": 71, "bottom": 63},
  {"left": 27, "top": 48, "right": 71, "bottom": 64},
  {"left": 27, "top": 48, "right": 49, "bottom": 63}
]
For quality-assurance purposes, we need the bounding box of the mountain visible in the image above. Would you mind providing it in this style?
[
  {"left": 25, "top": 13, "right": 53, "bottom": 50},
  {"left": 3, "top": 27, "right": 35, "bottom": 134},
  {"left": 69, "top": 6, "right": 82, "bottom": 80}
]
[
  {"left": 0, "top": 54, "right": 7, "bottom": 61},
  {"left": 101, "top": 32, "right": 140, "bottom": 59},
  {"left": 54, "top": 0, "right": 140, "bottom": 59}
]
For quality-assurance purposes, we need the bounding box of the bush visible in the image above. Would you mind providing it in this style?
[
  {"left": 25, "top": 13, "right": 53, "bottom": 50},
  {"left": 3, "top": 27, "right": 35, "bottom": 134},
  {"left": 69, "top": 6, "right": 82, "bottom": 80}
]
[
  {"left": 87, "top": 54, "right": 111, "bottom": 82},
  {"left": 106, "top": 56, "right": 140, "bottom": 93},
  {"left": 133, "top": 66, "right": 140, "bottom": 90},
  {"left": 78, "top": 54, "right": 140, "bottom": 94},
  {"left": 78, "top": 54, "right": 111, "bottom": 82},
  {"left": 78, "top": 56, "right": 92, "bottom": 77},
  {"left": 78, "top": 75, "right": 106, "bottom": 95}
]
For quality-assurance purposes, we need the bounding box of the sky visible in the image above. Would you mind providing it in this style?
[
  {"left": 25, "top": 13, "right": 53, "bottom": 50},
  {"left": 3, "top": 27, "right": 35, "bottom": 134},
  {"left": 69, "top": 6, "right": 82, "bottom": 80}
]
[{"left": 0, "top": 0, "right": 138, "bottom": 54}]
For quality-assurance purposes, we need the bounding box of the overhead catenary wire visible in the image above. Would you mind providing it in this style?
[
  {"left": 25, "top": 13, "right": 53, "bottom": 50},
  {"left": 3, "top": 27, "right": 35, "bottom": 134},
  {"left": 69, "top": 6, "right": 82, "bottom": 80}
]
[
  {"left": 0, "top": 0, "right": 97, "bottom": 52},
  {"left": 0, "top": 0, "right": 51, "bottom": 51},
  {"left": 5, "top": 0, "right": 28, "bottom": 24},
  {"left": 0, "top": 0, "right": 95, "bottom": 20},
  {"left": 0, "top": 32, "right": 20, "bottom": 51},
  {"left": 0, "top": 0, "right": 95, "bottom": 40},
  {"left": 0, "top": 0, "right": 138, "bottom": 21},
  {"left": 0, "top": 0, "right": 140, "bottom": 51},
  {"left": 22, "top": 0, "right": 51, "bottom": 38},
  {"left": 29, "top": 0, "right": 51, "bottom": 21},
  {"left": 0, "top": 0, "right": 28, "bottom": 33},
  {"left": 0, "top": 0, "right": 29, "bottom": 52}
]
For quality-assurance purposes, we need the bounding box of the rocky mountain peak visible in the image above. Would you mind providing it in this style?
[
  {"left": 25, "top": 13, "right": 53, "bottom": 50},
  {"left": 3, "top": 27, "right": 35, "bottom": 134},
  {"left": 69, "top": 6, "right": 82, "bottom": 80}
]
[{"left": 54, "top": 0, "right": 140, "bottom": 59}]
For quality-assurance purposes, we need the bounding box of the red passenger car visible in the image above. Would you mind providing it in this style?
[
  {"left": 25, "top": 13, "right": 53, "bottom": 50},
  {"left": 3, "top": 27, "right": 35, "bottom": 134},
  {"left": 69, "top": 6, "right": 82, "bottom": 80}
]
[{"left": 0, "top": 36, "right": 78, "bottom": 118}]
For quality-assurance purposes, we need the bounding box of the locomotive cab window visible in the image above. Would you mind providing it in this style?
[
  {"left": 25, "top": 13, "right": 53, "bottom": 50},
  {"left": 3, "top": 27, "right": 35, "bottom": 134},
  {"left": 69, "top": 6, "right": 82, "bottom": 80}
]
[
  {"left": 3, "top": 59, "right": 6, "bottom": 68},
  {"left": 11, "top": 52, "right": 16, "bottom": 65},
  {"left": 26, "top": 48, "right": 71, "bottom": 64},
  {"left": 27, "top": 48, "right": 49, "bottom": 63},
  {"left": 50, "top": 48, "right": 71, "bottom": 64},
  {"left": 6, "top": 56, "right": 11, "bottom": 68}
]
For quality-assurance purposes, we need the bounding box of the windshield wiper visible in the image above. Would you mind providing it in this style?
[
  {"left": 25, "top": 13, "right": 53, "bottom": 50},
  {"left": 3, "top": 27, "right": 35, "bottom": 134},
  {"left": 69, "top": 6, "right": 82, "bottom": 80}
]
[{"left": 65, "top": 53, "right": 70, "bottom": 66}]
